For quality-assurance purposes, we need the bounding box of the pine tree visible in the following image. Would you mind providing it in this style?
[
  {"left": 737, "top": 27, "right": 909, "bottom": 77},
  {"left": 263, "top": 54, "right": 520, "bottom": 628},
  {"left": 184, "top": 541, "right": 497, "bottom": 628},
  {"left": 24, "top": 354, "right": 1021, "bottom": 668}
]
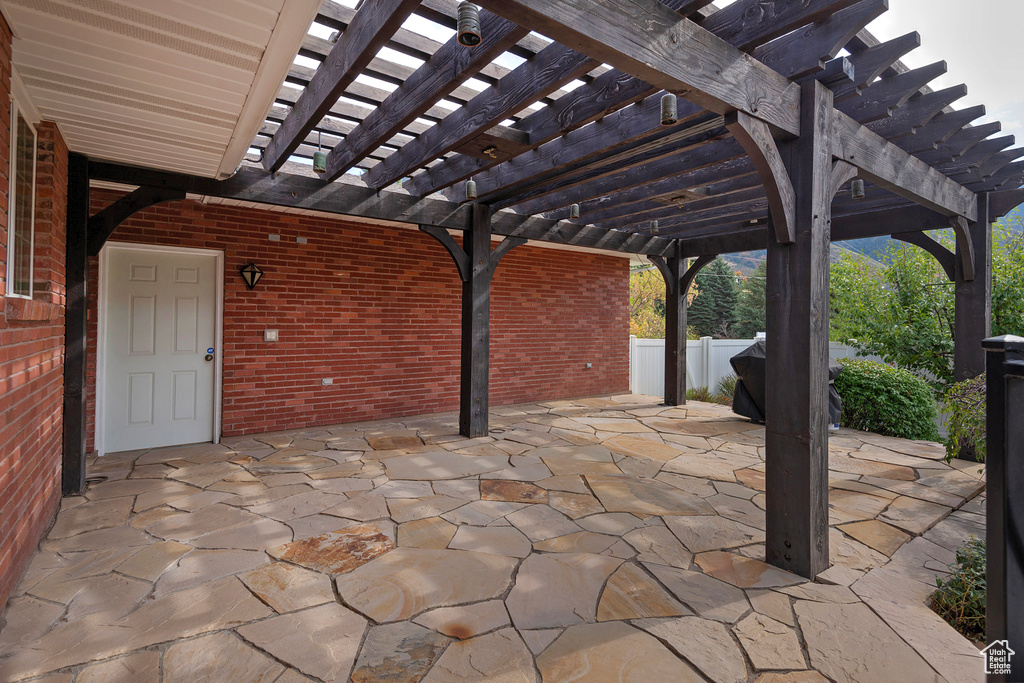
[
  {"left": 734, "top": 260, "right": 767, "bottom": 338},
  {"left": 687, "top": 258, "right": 739, "bottom": 338}
]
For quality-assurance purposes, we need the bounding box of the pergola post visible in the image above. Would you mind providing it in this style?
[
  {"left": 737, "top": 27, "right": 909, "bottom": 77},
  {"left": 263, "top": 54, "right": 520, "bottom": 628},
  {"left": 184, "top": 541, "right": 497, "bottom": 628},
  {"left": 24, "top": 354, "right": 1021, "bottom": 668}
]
[
  {"left": 765, "top": 81, "right": 834, "bottom": 579},
  {"left": 983, "top": 335, "right": 1024, "bottom": 668},
  {"left": 62, "top": 153, "right": 89, "bottom": 496},
  {"left": 461, "top": 203, "right": 493, "bottom": 438},
  {"left": 664, "top": 249, "right": 686, "bottom": 406},
  {"left": 954, "top": 192, "right": 991, "bottom": 382}
]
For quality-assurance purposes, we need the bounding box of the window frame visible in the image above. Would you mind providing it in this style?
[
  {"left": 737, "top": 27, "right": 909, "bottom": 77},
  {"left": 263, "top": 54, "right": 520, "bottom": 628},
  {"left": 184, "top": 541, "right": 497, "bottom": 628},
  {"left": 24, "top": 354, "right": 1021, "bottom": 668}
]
[{"left": 6, "top": 96, "right": 37, "bottom": 300}]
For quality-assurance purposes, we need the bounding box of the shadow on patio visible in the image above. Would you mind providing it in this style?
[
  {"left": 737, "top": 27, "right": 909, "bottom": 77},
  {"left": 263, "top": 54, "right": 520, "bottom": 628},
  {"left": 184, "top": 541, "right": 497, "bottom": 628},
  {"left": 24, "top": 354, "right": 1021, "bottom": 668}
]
[{"left": 0, "top": 395, "right": 986, "bottom": 682}]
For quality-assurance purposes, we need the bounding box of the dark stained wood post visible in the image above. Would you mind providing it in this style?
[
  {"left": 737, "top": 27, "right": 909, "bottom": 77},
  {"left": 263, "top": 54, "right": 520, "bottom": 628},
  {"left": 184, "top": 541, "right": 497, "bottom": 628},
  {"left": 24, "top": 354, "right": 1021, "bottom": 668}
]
[
  {"left": 62, "top": 153, "right": 89, "bottom": 496},
  {"left": 983, "top": 335, "right": 1024, "bottom": 675},
  {"left": 461, "top": 203, "right": 493, "bottom": 438},
  {"left": 765, "top": 81, "right": 834, "bottom": 579},
  {"left": 664, "top": 249, "right": 685, "bottom": 405},
  {"left": 954, "top": 192, "right": 991, "bottom": 381}
]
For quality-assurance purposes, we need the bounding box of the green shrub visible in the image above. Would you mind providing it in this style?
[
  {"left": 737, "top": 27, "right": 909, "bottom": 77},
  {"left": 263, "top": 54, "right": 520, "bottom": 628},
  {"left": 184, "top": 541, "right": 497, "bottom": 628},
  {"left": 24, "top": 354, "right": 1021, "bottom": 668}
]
[
  {"left": 931, "top": 537, "right": 985, "bottom": 643},
  {"left": 717, "top": 373, "right": 738, "bottom": 399},
  {"left": 942, "top": 374, "right": 986, "bottom": 462},
  {"left": 686, "top": 385, "right": 731, "bottom": 405},
  {"left": 834, "top": 359, "right": 940, "bottom": 441}
]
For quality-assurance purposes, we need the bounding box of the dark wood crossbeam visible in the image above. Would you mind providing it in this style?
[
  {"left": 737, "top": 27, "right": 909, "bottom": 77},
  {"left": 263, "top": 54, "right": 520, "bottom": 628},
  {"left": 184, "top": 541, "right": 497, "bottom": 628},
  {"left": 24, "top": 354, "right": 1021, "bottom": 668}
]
[
  {"left": 937, "top": 136, "right": 1016, "bottom": 175},
  {"left": 87, "top": 161, "right": 676, "bottom": 256},
  {"left": 261, "top": 0, "right": 420, "bottom": 172},
  {"left": 673, "top": 203, "right": 959, "bottom": 255},
  {"left": 751, "top": 0, "right": 887, "bottom": 79},
  {"left": 365, "top": 44, "right": 600, "bottom": 189},
  {"left": 504, "top": 123, "right": 738, "bottom": 215},
  {"left": 321, "top": 11, "right": 529, "bottom": 181},
  {"left": 836, "top": 61, "right": 947, "bottom": 123},
  {"left": 917, "top": 122, "right": 1002, "bottom": 165},
  {"left": 495, "top": 118, "right": 729, "bottom": 211},
  {"left": 435, "top": 0, "right": 873, "bottom": 204},
  {"left": 518, "top": 60, "right": 972, "bottom": 223},
  {"left": 866, "top": 85, "right": 968, "bottom": 140},
  {"left": 828, "top": 32, "right": 920, "bottom": 102},
  {"left": 895, "top": 105, "right": 986, "bottom": 154},
  {"left": 579, "top": 171, "right": 758, "bottom": 225},
  {"left": 473, "top": 0, "right": 803, "bottom": 135}
]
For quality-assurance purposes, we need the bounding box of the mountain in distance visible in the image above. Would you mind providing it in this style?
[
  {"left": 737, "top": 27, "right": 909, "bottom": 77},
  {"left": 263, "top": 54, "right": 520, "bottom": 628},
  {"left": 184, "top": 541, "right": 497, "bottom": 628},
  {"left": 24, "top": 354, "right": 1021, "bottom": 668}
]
[{"left": 721, "top": 205, "right": 1023, "bottom": 275}]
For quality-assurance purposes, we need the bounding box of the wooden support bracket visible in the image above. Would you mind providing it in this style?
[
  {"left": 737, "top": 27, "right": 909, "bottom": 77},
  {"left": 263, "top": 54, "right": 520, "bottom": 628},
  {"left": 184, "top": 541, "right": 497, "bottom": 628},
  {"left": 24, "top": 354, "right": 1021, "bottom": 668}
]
[
  {"left": 87, "top": 186, "right": 186, "bottom": 256},
  {"left": 681, "top": 254, "right": 717, "bottom": 294},
  {"left": 950, "top": 215, "right": 976, "bottom": 282},
  {"left": 891, "top": 231, "right": 956, "bottom": 282},
  {"left": 989, "top": 187, "right": 1024, "bottom": 219},
  {"left": 647, "top": 255, "right": 676, "bottom": 295},
  {"left": 420, "top": 225, "right": 471, "bottom": 281},
  {"left": 725, "top": 110, "right": 797, "bottom": 244},
  {"left": 830, "top": 160, "right": 858, "bottom": 198},
  {"left": 489, "top": 236, "right": 528, "bottom": 274},
  {"left": 420, "top": 225, "right": 527, "bottom": 282}
]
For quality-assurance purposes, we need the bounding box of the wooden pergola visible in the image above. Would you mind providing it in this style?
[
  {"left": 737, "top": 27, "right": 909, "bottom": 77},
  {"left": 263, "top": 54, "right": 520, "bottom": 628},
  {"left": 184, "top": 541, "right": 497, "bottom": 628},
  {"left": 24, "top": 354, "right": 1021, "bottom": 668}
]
[{"left": 68, "top": 0, "right": 1024, "bottom": 582}]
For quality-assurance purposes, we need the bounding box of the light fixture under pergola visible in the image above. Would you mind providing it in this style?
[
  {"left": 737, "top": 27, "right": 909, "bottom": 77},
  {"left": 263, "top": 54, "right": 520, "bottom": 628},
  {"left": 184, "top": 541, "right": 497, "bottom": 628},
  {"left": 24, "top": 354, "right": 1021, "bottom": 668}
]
[{"left": 240, "top": 263, "right": 264, "bottom": 289}]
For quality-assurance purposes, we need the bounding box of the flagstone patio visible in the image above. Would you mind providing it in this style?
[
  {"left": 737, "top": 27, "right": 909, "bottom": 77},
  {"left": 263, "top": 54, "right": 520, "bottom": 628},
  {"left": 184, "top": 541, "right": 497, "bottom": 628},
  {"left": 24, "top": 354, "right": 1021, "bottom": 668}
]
[{"left": 0, "top": 395, "right": 988, "bottom": 682}]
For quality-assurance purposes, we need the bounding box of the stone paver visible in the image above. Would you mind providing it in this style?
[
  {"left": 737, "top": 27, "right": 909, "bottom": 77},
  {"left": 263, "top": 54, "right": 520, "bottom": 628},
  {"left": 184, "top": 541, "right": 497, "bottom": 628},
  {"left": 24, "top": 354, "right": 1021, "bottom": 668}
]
[
  {"left": 350, "top": 622, "right": 449, "bottom": 683},
  {"left": 422, "top": 628, "right": 537, "bottom": 683},
  {"left": 164, "top": 632, "right": 283, "bottom": 683},
  {"left": 537, "top": 621, "right": 705, "bottom": 682},
  {"left": 734, "top": 612, "right": 807, "bottom": 671},
  {"left": 506, "top": 553, "right": 623, "bottom": 629},
  {"left": 336, "top": 548, "right": 516, "bottom": 622},
  {"left": 596, "top": 562, "right": 689, "bottom": 620},
  {"left": 413, "top": 599, "right": 511, "bottom": 639},
  {"left": 237, "top": 603, "right": 366, "bottom": 682},
  {"left": 267, "top": 522, "right": 394, "bottom": 574},
  {"left": 238, "top": 562, "right": 335, "bottom": 613},
  {"left": 0, "top": 396, "right": 984, "bottom": 683}
]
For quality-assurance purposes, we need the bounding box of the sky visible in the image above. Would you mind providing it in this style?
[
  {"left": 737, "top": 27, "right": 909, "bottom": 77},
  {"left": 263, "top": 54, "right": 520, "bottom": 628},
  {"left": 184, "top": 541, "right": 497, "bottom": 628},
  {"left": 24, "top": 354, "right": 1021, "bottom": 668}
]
[{"left": 868, "top": 0, "right": 1024, "bottom": 144}]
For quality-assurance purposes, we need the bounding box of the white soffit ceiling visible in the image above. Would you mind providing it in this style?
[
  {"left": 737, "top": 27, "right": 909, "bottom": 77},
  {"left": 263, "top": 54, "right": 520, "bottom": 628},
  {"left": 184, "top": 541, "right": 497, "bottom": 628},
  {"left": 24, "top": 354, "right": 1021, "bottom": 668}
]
[{"left": 1, "top": 0, "right": 320, "bottom": 178}]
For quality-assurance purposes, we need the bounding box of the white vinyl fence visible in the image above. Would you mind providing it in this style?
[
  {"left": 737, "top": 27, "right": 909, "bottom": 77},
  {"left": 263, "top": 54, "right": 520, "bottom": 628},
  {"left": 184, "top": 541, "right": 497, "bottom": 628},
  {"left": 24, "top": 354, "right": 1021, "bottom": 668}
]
[{"left": 629, "top": 335, "right": 868, "bottom": 397}]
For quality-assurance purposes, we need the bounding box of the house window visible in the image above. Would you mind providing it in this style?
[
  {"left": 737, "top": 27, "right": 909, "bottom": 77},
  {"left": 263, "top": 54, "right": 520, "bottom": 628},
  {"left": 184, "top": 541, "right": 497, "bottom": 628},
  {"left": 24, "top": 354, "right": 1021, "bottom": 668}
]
[{"left": 6, "top": 100, "right": 36, "bottom": 298}]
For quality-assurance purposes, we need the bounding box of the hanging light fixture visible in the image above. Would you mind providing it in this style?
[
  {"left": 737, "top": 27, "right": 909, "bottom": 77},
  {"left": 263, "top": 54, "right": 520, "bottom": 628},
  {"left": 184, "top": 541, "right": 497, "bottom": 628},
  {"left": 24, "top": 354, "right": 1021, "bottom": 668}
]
[
  {"left": 240, "top": 263, "right": 264, "bottom": 289},
  {"left": 457, "top": 2, "right": 482, "bottom": 47},
  {"left": 313, "top": 131, "right": 327, "bottom": 174},
  {"left": 569, "top": 203, "right": 580, "bottom": 219},
  {"left": 851, "top": 178, "right": 866, "bottom": 200},
  {"left": 466, "top": 179, "right": 477, "bottom": 200},
  {"left": 660, "top": 93, "right": 678, "bottom": 126},
  {"left": 650, "top": 220, "right": 659, "bottom": 234}
]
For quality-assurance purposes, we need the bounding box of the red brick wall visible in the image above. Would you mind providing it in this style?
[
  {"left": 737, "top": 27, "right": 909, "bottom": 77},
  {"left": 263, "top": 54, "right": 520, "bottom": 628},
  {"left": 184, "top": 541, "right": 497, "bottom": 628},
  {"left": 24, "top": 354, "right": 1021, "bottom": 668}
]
[
  {"left": 86, "top": 193, "right": 629, "bottom": 445},
  {"left": 0, "top": 8, "right": 69, "bottom": 613}
]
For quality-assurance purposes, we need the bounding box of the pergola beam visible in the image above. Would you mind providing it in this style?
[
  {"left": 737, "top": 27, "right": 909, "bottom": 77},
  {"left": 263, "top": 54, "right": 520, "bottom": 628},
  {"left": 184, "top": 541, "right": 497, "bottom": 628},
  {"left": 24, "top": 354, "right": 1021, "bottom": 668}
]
[
  {"left": 831, "top": 109, "right": 977, "bottom": 219},
  {"left": 87, "top": 161, "right": 676, "bottom": 256},
  {"left": 473, "top": 0, "right": 802, "bottom": 136},
  {"left": 262, "top": 0, "right": 420, "bottom": 171},
  {"left": 322, "top": 10, "right": 529, "bottom": 181},
  {"left": 365, "top": 43, "right": 599, "bottom": 189}
]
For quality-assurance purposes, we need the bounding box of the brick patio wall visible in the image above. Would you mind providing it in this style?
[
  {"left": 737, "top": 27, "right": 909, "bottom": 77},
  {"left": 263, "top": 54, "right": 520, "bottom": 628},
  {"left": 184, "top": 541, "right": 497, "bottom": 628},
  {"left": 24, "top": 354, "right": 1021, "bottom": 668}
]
[
  {"left": 85, "top": 192, "right": 629, "bottom": 448},
  {"left": 0, "top": 11, "right": 71, "bottom": 612}
]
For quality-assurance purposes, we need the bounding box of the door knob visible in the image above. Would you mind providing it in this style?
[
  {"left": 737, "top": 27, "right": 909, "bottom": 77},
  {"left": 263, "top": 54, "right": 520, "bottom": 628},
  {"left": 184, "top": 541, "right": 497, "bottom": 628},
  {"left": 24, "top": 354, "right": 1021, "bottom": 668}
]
[{"left": 204, "top": 354, "right": 214, "bottom": 362}]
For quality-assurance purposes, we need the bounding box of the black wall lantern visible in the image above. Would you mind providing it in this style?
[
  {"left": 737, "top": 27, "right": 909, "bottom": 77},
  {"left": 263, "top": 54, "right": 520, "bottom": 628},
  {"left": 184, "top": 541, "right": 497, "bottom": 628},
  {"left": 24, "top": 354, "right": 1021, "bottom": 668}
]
[{"left": 240, "top": 263, "right": 264, "bottom": 289}]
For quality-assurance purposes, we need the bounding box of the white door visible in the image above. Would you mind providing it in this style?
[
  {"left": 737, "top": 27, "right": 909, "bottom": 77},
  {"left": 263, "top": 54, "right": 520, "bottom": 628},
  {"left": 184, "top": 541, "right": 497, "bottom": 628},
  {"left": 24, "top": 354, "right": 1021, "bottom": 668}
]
[{"left": 103, "top": 247, "right": 217, "bottom": 452}]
